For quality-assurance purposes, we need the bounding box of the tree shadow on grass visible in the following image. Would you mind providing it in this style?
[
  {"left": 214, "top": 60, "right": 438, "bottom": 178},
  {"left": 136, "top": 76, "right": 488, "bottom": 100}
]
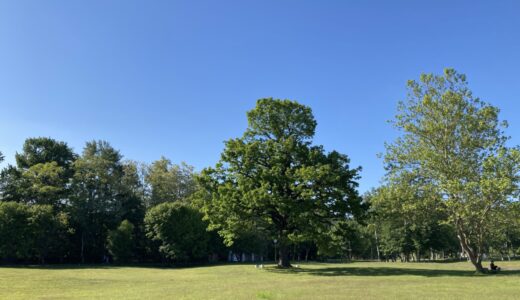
[
  {"left": 266, "top": 266, "right": 520, "bottom": 277},
  {"left": 0, "top": 262, "right": 263, "bottom": 271}
]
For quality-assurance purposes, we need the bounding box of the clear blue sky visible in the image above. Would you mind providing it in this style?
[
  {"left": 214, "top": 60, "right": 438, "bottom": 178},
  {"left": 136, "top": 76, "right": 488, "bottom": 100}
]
[{"left": 1, "top": 0, "right": 519, "bottom": 193}]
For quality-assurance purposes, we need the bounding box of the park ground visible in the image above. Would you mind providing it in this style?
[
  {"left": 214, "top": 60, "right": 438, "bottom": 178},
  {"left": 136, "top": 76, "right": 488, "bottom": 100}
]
[{"left": 1, "top": 261, "right": 520, "bottom": 299}]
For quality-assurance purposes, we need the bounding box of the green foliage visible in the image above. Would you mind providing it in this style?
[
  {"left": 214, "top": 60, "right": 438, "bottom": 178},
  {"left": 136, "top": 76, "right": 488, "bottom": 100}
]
[
  {"left": 69, "top": 140, "right": 141, "bottom": 263},
  {"left": 199, "top": 98, "right": 363, "bottom": 267},
  {"left": 145, "top": 158, "right": 197, "bottom": 207},
  {"left": 144, "top": 202, "right": 209, "bottom": 263},
  {"left": 384, "top": 69, "right": 520, "bottom": 270},
  {"left": 107, "top": 220, "right": 135, "bottom": 263},
  {"left": 366, "top": 178, "right": 459, "bottom": 261},
  {"left": 0, "top": 166, "right": 25, "bottom": 202},
  {"left": 23, "top": 162, "right": 67, "bottom": 207},
  {"left": 0, "top": 202, "right": 33, "bottom": 260},
  {"left": 15, "top": 137, "right": 76, "bottom": 172},
  {"left": 0, "top": 202, "right": 70, "bottom": 262},
  {"left": 0, "top": 138, "right": 75, "bottom": 208},
  {"left": 28, "top": 204, "right": 71, "bottom": 263}
]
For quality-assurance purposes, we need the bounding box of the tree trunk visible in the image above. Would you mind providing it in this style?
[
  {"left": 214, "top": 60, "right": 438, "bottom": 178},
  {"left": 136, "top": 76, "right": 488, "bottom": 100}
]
[
  {"left": 374, "top": 229, "right": 381, "bottom": 261},
  {"left": 278, "top": 245, "right": 291, "bottom": 268},
  {"left": 81, "top": 233, "right": 85, "bottom": 264},
  {"left": 456, "top": 224, "right": 484, "bottom": 273}
]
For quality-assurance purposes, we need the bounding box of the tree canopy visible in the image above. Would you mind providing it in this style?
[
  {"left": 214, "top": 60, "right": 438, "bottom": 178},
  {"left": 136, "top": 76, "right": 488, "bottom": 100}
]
[
  {"left": 199, "top": 98, "right": 363, "bottom": 267},
  {"left": 384, "top": 69, "right": 520, "bottom": 272},
  {"left": 1, "top": 73, "right": 519, "bottom": 269}
]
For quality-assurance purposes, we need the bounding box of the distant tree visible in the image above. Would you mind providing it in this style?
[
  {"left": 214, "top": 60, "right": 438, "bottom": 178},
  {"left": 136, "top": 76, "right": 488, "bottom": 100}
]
[
  {"left": 15, "top": 137, "right": 76, "bottom": 173},
  {"left": 69, "top": 141, "right": 128, "bottom": 263},
  {"left": 145, "top": 158, "right": 197, "bottom": 207},
  {"left": 0, "top": 138, "right": 76, "bottom": 208},
  {"left": 144, "top": 202, "right": 209, "bottom": 263},
  {"left": 118, "top": 161, "right": 147, "bottom": 261},
  {"left": 384, "top": 69, "right": 520, "bottom": 272},
  {"left": 199, "top": 98, "right": 363, "bottom": 267},
  {"left": 107, "top": 220, "right": 135, "bottom": 263},
  {"left": 367, "top": 176, "right": 459, "bottom": 262},
  {"left": 0, "top": 151, "right": 3, "bottom": 163}
]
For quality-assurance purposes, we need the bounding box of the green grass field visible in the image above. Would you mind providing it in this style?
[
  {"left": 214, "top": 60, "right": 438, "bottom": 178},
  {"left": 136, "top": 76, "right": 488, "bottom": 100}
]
[{"left": 1, "top": 261, "right": 519, "bottom": 299}]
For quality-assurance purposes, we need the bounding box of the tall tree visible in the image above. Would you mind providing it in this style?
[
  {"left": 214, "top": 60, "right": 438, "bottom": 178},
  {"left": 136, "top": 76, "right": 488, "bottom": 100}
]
[
  {"left": 145, "top": 158, "right": 197, "bottom": 207},
  {"left": 199, "top": 98, "right": 363, "bottom": 267},
  {"left": 384, "top": 69, "right": 520, "bottom": 272},
  {"left": 69, "top": 141, "right": 128, "bottom": 263},
  {"left": 0, "top": 138, "right": 76, "bottom": 208},
  {"left": 15, "top": 137, "right": 76, "bottom": 171}
]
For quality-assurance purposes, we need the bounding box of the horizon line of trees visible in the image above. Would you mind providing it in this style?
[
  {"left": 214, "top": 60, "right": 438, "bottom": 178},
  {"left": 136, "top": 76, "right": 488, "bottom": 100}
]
[
  {"left": 1, "top": 69, "right": 519, "bottom": 271},
  {"left": 0, "top": 137, "right": 320, "bottom": 264}
]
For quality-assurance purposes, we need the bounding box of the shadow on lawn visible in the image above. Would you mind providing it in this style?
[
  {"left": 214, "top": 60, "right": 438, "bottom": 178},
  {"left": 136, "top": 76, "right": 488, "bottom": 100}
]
[
  {"left": 0, "top": 262, "right": 261, "bottom": 270},
  {"left": 267, "top": 266, "right": 520, "bottom": 277}
]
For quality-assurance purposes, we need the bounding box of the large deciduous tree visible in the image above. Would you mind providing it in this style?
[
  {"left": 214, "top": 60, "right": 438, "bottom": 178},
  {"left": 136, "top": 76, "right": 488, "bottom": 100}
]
[
  {"left": 384, "top": 69, "right": 520, "bottom": 272},
  {"left": 199, "top": 98, "right": 363, "bottom": 267}
]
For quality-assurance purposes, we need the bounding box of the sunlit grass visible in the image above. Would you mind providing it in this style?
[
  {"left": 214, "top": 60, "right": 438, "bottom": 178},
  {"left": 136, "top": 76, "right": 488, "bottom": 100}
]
[{"left": 1, "top": 261, "right": 519, "bottom": 299}]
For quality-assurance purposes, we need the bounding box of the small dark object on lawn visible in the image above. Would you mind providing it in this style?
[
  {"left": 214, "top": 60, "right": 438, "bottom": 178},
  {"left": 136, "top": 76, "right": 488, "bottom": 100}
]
[{"left": 490, "top": 260, "right": 501, "bottom": 272}]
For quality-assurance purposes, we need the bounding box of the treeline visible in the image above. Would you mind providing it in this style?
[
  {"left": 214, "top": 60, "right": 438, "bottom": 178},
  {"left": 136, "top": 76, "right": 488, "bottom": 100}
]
[
  {"left": 1, "top": 71, "right": 520, "bottom": 269},
  {"left": 0, "top": 138, "right": 463, "bottom": 265},
  {"left": 0, "top": 138, "right": 314, "bottom": 264}
]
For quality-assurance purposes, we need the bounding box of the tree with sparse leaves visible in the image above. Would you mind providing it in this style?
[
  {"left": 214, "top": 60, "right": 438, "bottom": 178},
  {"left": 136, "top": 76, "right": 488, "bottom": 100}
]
[{"left": 384, "top": 69, "right": 520, "bottom": 272}]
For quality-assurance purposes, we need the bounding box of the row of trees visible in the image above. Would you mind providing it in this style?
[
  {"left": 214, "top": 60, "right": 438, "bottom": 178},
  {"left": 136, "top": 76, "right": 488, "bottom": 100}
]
[
  {"left": 1, "top": 70, "right": 519, "bottom": 272},
  {"left": 0, "top": 138, "right": 210, "bottom": 264}
]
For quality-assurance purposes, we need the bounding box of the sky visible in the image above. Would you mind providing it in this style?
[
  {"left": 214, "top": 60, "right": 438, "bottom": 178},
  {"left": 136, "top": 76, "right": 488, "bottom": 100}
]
[{"left": 1, "top": 0, "right": 520, "bottom": 193}]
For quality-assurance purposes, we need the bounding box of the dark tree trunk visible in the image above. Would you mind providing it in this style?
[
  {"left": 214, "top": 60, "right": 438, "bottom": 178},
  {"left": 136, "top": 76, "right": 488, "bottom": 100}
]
[
  {"left": 278, "top": 245, "right": 292, "bottom": 268},
  {"left": 81, "top": 233, "right": 85, "bottom": 264}
]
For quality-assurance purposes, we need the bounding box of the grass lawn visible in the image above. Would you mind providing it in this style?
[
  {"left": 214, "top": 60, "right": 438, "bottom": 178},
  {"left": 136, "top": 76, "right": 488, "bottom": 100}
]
[{"left": 1, "top": 261, "right": 520, "bottom": 299}]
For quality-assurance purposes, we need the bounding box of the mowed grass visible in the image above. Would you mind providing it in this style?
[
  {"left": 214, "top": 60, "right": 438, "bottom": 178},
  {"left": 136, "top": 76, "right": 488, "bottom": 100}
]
[{"left": 1, "top": 261, "right": 520, "bottom": 299}]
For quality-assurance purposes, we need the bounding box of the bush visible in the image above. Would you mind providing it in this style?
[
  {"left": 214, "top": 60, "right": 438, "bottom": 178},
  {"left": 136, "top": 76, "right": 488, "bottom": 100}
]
[
  {"left": 0, "top": 202, "right": 33, "bottom": 261},
  {"left": 0, "top": 202, "right": 70, "bottom": 263},
  {"left": 107, "top": 220, "right": 135, "bottom": 263},
  {"left": 145, "top": 202, "right": 209, "bottom": 263}
]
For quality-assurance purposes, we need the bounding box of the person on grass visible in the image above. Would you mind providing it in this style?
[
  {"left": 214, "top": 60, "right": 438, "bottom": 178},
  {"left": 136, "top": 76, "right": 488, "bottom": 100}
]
[{"left": 490, "top": 260, "right": 501, "bottom": 272}]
